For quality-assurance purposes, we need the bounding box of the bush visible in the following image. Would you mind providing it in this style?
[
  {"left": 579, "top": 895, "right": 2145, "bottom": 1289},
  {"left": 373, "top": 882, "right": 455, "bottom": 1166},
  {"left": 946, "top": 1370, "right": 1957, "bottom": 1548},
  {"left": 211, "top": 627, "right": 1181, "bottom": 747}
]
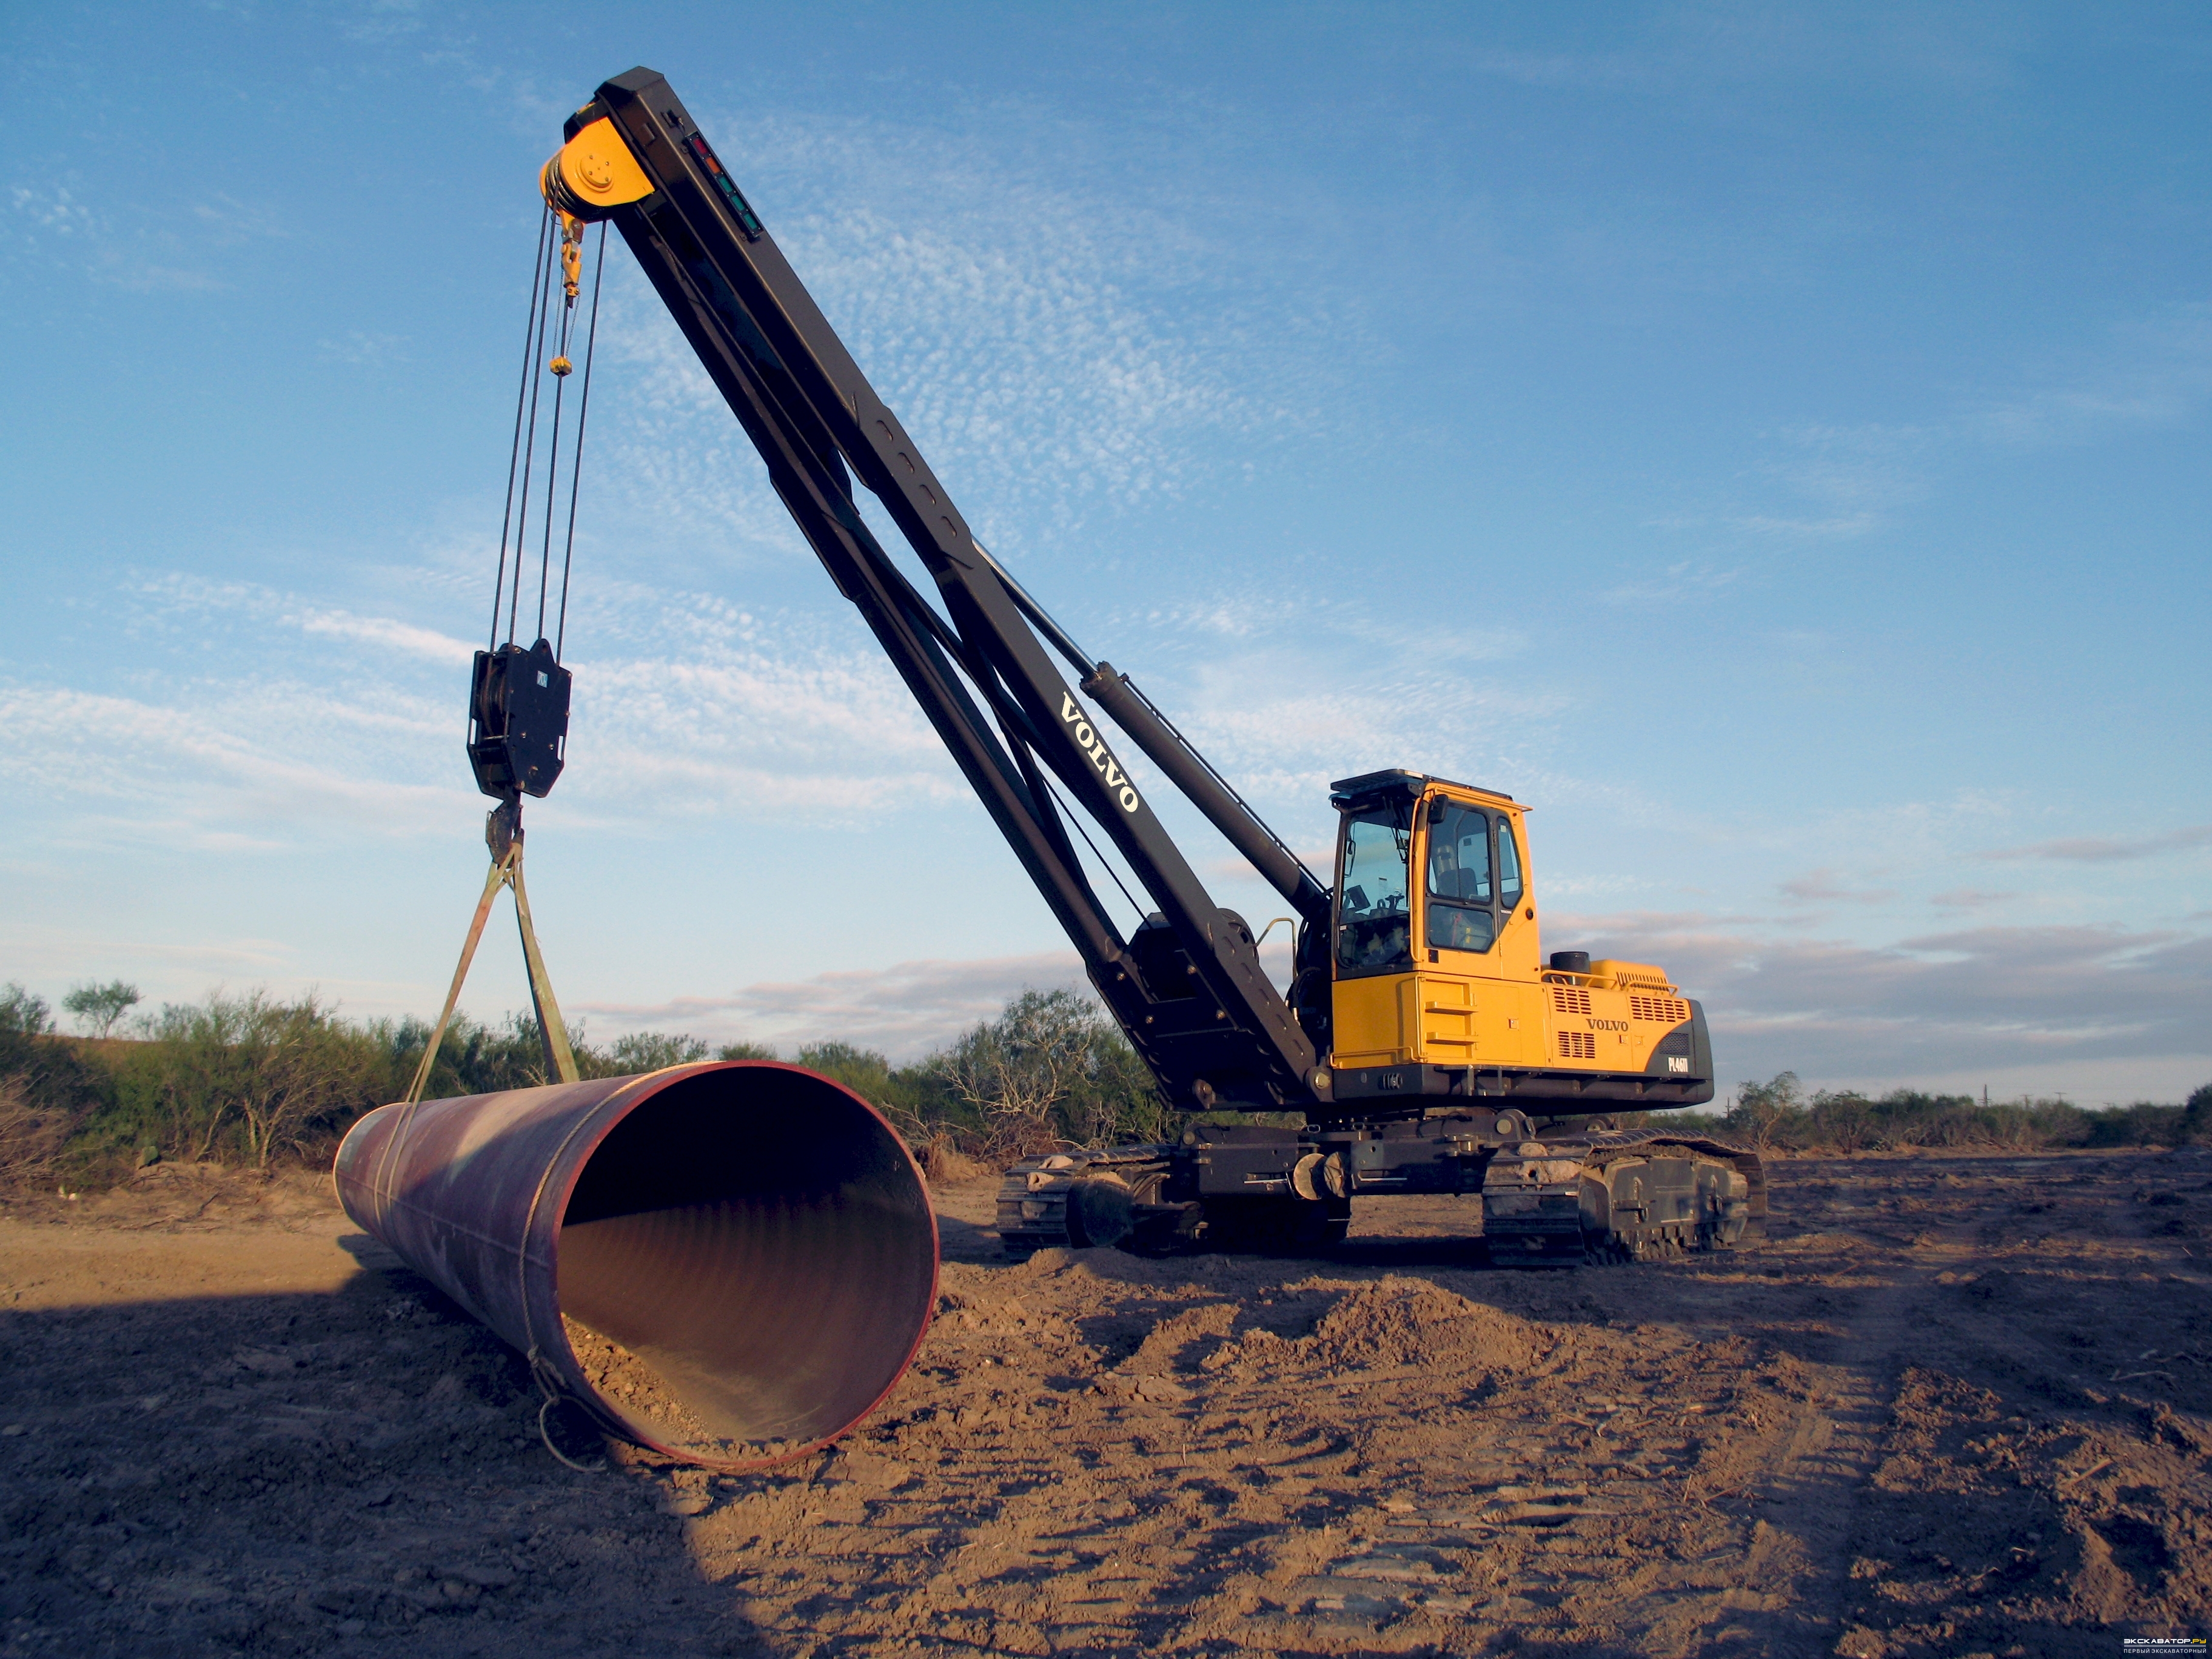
[
  {"left": 384, "top": 1010, "right": 623, "bottom": 1101},
  {"left": 0, "top": 983, "right": 52, "bottom": 1044},
  {"left": 608, "top": 1031, "right": 711, "bottom": 1072},
  {"left": 0, "top": 1074, "right": 72, "bottom": 1182},
  {"left": 2082, "top": 1101, "right": 2188, "bottom": 1148},
  {"left": 99, "top": 991, "right": 394, "bottom": 1169},
  {"left": 0, "top": 982, "right": 116, "bottom": 1178},
  {"left": 930, "top": 988, "right": 1171, "bottom": 1161},
  {"left": 1723, "top": 1071, "right": 1809, "bottom": 1148}
]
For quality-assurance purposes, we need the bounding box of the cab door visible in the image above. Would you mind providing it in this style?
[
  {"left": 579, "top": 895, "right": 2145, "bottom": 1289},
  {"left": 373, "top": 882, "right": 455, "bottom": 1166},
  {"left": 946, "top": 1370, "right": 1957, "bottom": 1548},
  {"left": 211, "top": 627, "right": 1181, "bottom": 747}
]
[{"left": 1418, "top": 798, "right": 1543, "bottom": 1065}]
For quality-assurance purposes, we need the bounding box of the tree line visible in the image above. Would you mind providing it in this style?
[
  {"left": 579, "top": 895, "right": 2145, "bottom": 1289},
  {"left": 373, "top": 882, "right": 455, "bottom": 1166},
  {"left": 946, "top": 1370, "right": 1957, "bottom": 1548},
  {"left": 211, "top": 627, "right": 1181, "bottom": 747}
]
[
  {"left": 1719, "top": 1070, "right": 2212, "bottom": 1153},
  {"left": 2, "top": 979, "right": 2205, "bottom": 1188}
]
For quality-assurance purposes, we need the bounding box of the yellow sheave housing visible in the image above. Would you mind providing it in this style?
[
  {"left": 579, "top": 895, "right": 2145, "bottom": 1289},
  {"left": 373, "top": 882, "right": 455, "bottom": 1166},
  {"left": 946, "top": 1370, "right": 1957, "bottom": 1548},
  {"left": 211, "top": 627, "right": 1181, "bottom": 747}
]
[{"left": 541, "top": 116, "right": 655, "bottom": 219}]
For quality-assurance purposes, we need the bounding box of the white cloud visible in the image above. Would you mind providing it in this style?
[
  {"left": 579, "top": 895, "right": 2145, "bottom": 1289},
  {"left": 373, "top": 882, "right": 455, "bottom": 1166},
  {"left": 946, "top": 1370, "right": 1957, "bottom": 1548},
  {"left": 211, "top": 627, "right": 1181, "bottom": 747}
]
[
  {"left": 293, "top": 608, "right": 474, "bottom": 664},
  {"left": 315, "top": 332, "right": 407, "bottom": 368},
  {"left": 570, "top": 950, "right": 1093, "bottom": 1062},
  {"left": 0, "top": 682, "right": 461, "bottom": 851},
  {"left": 1967, "top": 304, "right": 2212, "bottom": 447},
  {"left": 1461, "top": 46, "right": 1646, "bottom": 91},
  {"left": 581, "top": 908, "right": 2212, "bottom": 1095},
  {"left": 1600, "top": 558, "right": 1742, "bottom": 606},
  {"left": 578, "top": 101, "right": 1354, "bottom": 560},
  {"left": 89, "top": 256, "right": 224, "bottom": 294},
  {"left": 1455, "top": 13, "right": 2031, "bottom": 102},
  {"left": 1663, "top": 300, "right": 2212, "bottom": 557},
  {"left": 1086, "top": 625, "right": 1564, "bottom": 831},
  {"left": 188, "top": 193, "right": 289, "bottom": 244},
  {"left": 15, "top": 566, "right": 972, "bottom": 851},
  {"left": 9, "top": 184, "right": 99, "bottom": 241}
]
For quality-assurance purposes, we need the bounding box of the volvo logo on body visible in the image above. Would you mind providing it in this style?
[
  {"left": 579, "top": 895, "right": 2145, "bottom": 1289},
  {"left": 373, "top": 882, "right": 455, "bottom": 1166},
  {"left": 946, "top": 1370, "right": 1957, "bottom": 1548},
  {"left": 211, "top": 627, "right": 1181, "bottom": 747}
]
[{"left": 1060, "top": 694, "right": 1142, "bottom": 814}]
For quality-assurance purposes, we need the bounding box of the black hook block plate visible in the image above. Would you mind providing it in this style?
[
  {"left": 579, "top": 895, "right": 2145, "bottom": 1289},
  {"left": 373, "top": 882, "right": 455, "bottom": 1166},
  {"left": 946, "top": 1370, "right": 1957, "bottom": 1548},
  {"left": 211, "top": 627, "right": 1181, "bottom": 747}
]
[{"left": 468, "top": 638, "right": 571, "bottom": 800}]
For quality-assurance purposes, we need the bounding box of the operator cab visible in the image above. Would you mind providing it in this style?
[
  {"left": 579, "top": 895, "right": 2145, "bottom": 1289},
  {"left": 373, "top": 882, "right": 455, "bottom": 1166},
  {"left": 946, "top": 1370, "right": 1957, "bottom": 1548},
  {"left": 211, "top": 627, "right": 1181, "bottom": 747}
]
[
  {"left": 1329, "top": 769, "right": 1530, "bottom": 980},
  {"left": 1324, "top": 770, "right": 1546, "bottom": 1100}
]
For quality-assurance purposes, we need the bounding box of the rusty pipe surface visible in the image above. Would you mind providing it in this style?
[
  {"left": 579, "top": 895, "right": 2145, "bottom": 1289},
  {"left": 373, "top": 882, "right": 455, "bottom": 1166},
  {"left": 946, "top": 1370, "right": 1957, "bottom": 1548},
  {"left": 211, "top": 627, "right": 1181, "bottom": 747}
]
[{"left": 333, "top": 1061, "right": 938, "bottom": 1470}]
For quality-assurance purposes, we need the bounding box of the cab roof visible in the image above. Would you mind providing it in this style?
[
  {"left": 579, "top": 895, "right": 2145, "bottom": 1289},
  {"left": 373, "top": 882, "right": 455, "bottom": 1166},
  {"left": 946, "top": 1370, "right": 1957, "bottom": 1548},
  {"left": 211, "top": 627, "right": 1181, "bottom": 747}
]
[{"left": 1329, "top": 769, "right": 1518, "bottom": 808}]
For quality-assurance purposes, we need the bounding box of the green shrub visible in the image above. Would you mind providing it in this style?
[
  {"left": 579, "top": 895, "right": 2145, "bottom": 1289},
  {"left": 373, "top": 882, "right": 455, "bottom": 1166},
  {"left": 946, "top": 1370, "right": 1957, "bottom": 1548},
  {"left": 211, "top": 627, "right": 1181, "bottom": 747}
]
[
  {"left": 381, "top": 1009, "right": 626, "bottom": 1100},
  {"left": 925, "top": 988, "right": 1171, "bottom": 1159},
  {"left": 95, "top": 991, "right": 393, "bottom": 1170},
  {"left": 1723, "top": 1071, "right": 1811, "bottom": 1148},
  {"left": 0, "top": 984, "right": 50, "bottom": 1044},
  {"left": 2082, "top": 1101, "right": 2188, "bottom": 1148},
  {"left": 608, "top": 1031, "right": 711, "bottom": 1072},
  {"left": 0, "top": 982, "right": 116, "bottom": 1179}
]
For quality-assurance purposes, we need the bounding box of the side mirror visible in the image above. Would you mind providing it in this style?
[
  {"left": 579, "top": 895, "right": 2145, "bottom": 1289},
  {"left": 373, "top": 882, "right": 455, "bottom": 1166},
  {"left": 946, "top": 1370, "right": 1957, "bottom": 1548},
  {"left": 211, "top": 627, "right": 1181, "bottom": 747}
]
[{"left": 1426, "top": 797, "right": 1446, "bottom": 824}]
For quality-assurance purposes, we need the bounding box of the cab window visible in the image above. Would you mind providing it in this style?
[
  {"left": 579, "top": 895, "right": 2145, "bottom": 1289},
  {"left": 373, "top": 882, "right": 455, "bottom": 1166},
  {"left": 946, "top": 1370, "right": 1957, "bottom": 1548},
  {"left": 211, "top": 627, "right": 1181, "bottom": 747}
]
[
  {"left": 1498, "top": 817, "right": 1524, "bottom": 910},
  {"left": 1336, "top": 803, "right": 1412, "bottom": 971},
  {"left": 1426, "top": 802, "right": 1496, "bottom": 953}
]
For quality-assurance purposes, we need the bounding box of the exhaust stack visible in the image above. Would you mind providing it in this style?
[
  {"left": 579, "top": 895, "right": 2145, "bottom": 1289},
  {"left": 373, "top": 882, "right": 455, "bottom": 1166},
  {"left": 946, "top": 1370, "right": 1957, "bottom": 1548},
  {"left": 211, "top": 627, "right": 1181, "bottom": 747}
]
[{"left": 334, "top": 1061, "right": 938, "bottom": 1470}]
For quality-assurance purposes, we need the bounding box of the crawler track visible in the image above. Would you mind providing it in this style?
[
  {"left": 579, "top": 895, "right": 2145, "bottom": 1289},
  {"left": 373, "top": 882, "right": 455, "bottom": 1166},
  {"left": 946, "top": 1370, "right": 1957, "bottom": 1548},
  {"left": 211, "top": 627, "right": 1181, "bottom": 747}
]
[{"left": 997, "top": 1128, "right": 1764, "bottom": 1263}]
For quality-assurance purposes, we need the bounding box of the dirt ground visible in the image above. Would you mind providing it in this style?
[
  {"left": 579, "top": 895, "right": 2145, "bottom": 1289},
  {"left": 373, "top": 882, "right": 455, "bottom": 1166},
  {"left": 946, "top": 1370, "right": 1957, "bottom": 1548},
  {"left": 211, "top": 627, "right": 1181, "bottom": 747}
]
[{"left": 2, "top": 1145, "right": 2210, "bottom": 1658}]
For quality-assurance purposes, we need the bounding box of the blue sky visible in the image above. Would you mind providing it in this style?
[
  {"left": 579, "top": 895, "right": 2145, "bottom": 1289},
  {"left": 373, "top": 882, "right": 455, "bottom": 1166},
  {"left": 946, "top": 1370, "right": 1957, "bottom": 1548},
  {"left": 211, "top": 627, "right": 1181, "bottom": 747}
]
[{"left": 3, "top": 2, "right": 2207, "bottom": 1104}]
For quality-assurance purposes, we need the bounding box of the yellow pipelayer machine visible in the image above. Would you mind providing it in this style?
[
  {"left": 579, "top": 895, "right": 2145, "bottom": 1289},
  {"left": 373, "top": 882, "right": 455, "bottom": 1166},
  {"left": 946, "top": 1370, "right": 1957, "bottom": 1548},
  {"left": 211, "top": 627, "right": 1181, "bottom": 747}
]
[{"left": 517, "top": 69, "right": 1765, "bottom": 1263}]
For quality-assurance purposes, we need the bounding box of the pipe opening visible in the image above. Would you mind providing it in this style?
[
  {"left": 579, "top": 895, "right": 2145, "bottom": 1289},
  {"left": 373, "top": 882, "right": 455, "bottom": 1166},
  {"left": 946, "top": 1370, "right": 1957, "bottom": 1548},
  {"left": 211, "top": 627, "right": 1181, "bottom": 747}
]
[{"left": 554, "top": 1064, "right": 936, "bottom": 1461}]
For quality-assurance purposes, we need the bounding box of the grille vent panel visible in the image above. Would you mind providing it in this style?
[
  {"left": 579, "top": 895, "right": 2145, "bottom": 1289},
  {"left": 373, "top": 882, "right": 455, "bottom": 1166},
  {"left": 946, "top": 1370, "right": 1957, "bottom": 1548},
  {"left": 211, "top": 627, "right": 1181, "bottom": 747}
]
[
  {"left": 1558, "top": 1031, "right": 1597, "bottom": 1061},
  {"left": 1631, "top": 994, "right": 1691, "bottom": 1024},
  {"left": 1550, "top": 985, "right": 1594, "bottom": 1017}
]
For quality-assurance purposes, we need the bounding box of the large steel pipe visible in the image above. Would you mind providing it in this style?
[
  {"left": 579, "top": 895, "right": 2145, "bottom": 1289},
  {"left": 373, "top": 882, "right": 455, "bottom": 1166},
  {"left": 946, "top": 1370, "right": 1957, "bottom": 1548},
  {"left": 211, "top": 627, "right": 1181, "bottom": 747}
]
[{"left": 333, "top": 1061, "right": 937, "bottom": 1470}]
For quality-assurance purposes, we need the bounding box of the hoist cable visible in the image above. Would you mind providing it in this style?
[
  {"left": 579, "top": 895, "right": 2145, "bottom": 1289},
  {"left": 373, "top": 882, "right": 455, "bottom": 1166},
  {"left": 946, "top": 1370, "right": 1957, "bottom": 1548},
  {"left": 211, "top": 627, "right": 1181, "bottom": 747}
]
[
  {"left": 534, "top": 312, "right": 568, "bottom": 644},
  {"left": 489, "top": 209, "right": 553, "bottom": 654},
  {"left": 534, "top": 223, "right": 589, "bottom": 643},
  {"left": 1039, "top": 768, "right": 1146, "bottom": 931},
  {"left": 554, "top": 224, "right": 607, "bottom": 662},
  {"left": 508, "top": 218, "right": 558, "bottom": 648}
]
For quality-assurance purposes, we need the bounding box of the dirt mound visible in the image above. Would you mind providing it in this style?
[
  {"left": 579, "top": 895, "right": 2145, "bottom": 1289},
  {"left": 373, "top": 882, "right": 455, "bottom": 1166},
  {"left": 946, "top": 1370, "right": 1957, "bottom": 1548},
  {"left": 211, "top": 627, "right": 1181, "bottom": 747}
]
[
  {"left": 1205, "top": 1274, "right": 1537, "bottom": 1384},
  {"left": 1309, "top": 1276, "right": 1535, "bottom": 1371}
]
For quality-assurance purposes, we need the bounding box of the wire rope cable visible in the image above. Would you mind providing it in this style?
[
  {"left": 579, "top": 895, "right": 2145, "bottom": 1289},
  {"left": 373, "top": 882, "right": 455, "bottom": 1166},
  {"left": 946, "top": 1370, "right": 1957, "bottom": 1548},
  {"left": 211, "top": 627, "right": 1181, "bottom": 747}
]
[
  {"left": 554, "top": 224, "right": 608, "bottom": 662},
  {"left": 507, "top": 218, "right": 558, "bottom": 649},
  {"left": 1039, "top": 769, "right": 1147, "bottom": 932},
  {"left": 488, "top": 209, "right": 554, "bottom": 654},
  {"left": 534, "top": 231, "right": 586, "bottom": 645}
]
